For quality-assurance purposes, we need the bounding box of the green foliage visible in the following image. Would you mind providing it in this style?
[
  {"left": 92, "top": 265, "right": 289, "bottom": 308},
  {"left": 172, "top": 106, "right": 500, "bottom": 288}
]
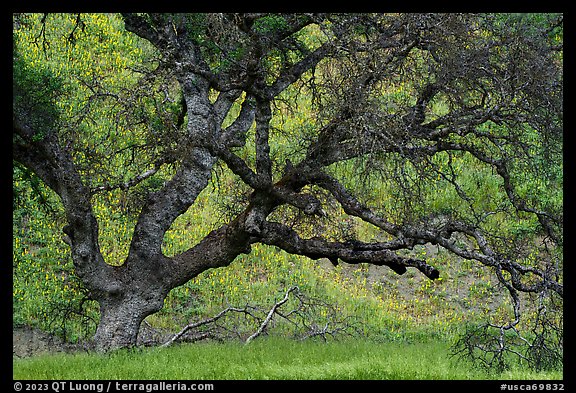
[
  {"left": 13, "top": 39, "right": 63, "bottom": 141},
  {"left": 252, "top": 14, "right": 289, "bottom": 35},
  {"left": 13, "top": 164, "right": 55, "bottom": 214},
  {"left": 14, "top": 13, "right": 159, "bottom": 190},
  {"left": 485, "top": 13, "right": 562, "bottom": 39}
]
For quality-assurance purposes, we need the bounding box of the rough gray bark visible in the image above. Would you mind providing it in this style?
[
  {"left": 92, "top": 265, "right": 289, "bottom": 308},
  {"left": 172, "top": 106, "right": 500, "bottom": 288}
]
[{"left": 13, "top": 13, "right": 563, "bottom": 351}]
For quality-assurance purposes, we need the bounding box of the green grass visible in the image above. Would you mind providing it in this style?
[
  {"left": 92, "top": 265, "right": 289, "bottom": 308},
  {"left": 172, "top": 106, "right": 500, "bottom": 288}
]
[{"left": 13, "top": 337, "right": 562, "bottom": 380}]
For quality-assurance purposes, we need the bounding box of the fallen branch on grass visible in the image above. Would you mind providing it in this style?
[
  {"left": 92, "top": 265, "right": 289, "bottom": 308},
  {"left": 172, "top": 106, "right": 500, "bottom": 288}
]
[
  {"left": 161, "top": 305, "right": 259, "bottom": 348},
  {"left": 161, "top": 286, "right": 360, "bottom": 347}
]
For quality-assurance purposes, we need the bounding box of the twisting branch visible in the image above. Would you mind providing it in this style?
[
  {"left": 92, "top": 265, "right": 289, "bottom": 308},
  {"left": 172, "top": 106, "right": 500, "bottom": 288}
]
[
  {"left": 15, "top": 13, "right": 561, "bottom": 355},
  {"left": 295, "top": 167, "right": 563, "bottom": 297},
  {"left": 259, "top": 221, "right": 440, "bottom": 279}
]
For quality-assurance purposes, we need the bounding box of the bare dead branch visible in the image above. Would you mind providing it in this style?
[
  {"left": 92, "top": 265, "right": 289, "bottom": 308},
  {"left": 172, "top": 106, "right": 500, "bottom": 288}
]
[
  {"left": 161, "top": 304, "right": 258, "bottom": 348},
  {"left": 245, "top": 286, "right": 298, "bottom": 344},
  {"left": 162, "top": 286, "right": 361, "bottom": 347}
]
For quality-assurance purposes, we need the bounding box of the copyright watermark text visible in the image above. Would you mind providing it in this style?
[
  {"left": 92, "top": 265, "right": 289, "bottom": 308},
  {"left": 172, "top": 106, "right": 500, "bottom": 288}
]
[{"left": 13, "top": 382, "right": 214, "bottom": 392}]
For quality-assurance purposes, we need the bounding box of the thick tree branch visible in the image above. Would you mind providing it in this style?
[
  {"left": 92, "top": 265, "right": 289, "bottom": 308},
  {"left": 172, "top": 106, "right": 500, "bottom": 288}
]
[
  {"left": 297, "top": 167, "right": 563, "bottom": 297},
  {"left": 14, "top": 13, "right": 562, "bottom": 353},
  {"left": 128, "top": 148, "right": 218, "bottom": 262},
  {"left": 166, "top": 210, "right": 254, "bottom": 288},
  {"left": 254, "top": 98, "right": 273, "bottom": 183},
  {"left": 264, "top": 42, "right": 334, "bottom": 99},
  {"left": 219, "top": 93, "right": 256, "bottom": 147},
  {"left": 121, "top": 13, "right": 170, "bottom": 51},
  {"left": 13, "top": 121, "right": 117, "bottom": 296},
  {"left": 259, "top": 221, "right": 440, "bottom": 279}
]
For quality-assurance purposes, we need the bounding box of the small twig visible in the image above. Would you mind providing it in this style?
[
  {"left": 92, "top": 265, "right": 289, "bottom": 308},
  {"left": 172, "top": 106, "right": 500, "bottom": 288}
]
[{"left": 90, "top": 166, "right": 160, "bottom": 195}]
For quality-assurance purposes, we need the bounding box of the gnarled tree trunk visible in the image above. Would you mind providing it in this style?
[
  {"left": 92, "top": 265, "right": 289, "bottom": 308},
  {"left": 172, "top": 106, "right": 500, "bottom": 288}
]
[{"left": 93, "top": 294, "right": 159, "bottom": 351}]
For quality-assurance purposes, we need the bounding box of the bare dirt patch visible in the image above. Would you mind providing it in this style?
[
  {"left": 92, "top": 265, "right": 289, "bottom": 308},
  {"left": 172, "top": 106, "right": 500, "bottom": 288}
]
[{"left": 13, "top": 325, "right": 78, "bottom": 358}]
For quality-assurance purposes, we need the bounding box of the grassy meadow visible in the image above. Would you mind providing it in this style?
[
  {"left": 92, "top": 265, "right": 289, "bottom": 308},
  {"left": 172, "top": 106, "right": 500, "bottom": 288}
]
[{"left": 12, "top": 337, "right": 562, "bottom": 380}]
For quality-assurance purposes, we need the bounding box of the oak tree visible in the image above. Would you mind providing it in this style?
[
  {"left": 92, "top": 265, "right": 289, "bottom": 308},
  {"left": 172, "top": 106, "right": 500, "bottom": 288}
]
[{"left": 13, "top": 13, "right": 562, "bottom": 353}]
